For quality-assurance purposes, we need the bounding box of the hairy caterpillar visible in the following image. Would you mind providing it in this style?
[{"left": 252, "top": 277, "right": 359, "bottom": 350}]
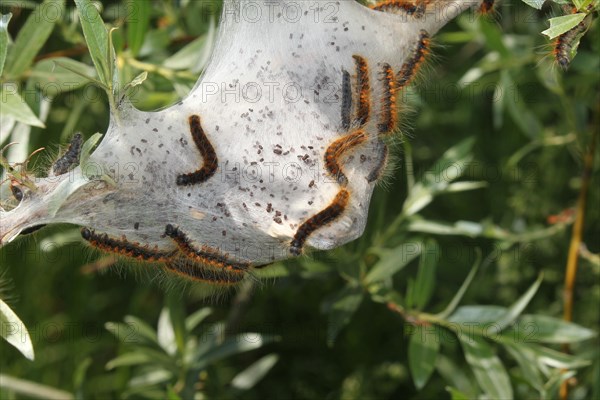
[
  {"left": 554, "top": 18, "right": 589, "bottom": 70},
  {"left": 52, "top": 133, "right": 83, "bottom": 176},
  {"left": 1, "top": 0, "right": 496, "bottom": 285},
  {"left": 176, "top": 115, "right": 219, "bottom": 186}
]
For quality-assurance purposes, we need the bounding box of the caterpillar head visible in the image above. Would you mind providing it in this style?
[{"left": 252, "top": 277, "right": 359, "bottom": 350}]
[{"left": 1, "top": 0, "right": 492, "bottom": 280}]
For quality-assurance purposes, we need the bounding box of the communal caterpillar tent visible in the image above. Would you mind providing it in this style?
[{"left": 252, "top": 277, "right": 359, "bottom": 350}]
[{"left": 0, "top": 0, "right": 493, "bottom": 284}]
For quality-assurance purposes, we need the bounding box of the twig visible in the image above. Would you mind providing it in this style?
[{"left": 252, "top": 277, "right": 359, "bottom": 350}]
[{"left": 560, "top": 126, "right": 598, "bottom": 400}]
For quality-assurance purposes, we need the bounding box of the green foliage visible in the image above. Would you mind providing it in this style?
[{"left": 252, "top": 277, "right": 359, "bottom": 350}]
[
  {"left": 103, "top": 301, "right": 276, "bottom": 398},
  {"left": 0, "top": 298, "right": 34, "bottom": 360},
  {"left": 1, "top": 0, "right": 599, "bottom": 399}
]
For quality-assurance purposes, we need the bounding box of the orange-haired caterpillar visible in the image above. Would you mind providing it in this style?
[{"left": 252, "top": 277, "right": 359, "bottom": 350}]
[
  {"left": 397, "top": 30, "right": 430, "bottom": 89},
  {"left": 554, "top": 19, "right": 588, "bottom": 70},
  {"left": 324, "top": 130, "right": 367, "bottom": 186},
  {"left": 353, "top": 55, "right": 371, "bottom": 127},
  {"left": 165, "top": 259, "right": 245, "bottom": 285},
  {"left": 378, "top": 63, "right": 397, "bottom": 134},
  {"left": 370, "top": 0, "right": 427, "bottom": 18},
  {"left": 53, "top": 133, "right": 83, "bottom": 176},
  {"left": 290, "top": 189, "right": 350, "bottom": 255},
  {"left": 81, "top": 228, "right": 176, "bottom": 262},
  {"left": 176, "top": 115, "right": 219, "bottom": 186},
  {"left": 164, "top": 224, "right": 250, "bottom": 274}
]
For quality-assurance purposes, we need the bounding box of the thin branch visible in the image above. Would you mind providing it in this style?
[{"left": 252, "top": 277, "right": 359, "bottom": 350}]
[{"left": 560, "top": 125, "right": 598, "bottom": 400}]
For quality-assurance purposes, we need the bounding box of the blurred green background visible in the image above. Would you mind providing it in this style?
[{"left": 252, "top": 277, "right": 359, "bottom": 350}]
[{"left": 0, "top": 0, "right": 598, "bottom": 399}]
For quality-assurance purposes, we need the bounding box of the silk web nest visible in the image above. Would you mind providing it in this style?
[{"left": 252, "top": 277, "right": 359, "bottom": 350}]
[{"left": 1, "top": 0, "right": 494, "bottom": 285}]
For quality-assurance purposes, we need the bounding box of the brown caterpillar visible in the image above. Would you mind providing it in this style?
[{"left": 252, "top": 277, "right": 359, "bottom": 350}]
[
  {"left": 176, "top": 115, "right": 219, "bottom": 186},
  {"left": 397, "top": 30, "right": 430, "bottom": 89},
  {"left": 554, "top": 19, "right": 588, "bottom": 70},
  {"left": 165, "top": 259, "right": 245, "bottom": 285},
  {"left": 378, "top": 63, "right": 397, "bottom": 134},
  {"left": 324, "top": 130, "right": 367, "bottom": 186},
  {"left": 370, "top": 0, "right": 427, "bottom": 18},
  {"left": 81, "top": 228, "right": 176, "bottom": 262},
  {"left": 353, "top": 55, "right": 371, "bottom": 127},
  {"left": 53, "top": 133, "right": 83, "bottom": 176},
  {"left": 164, "top": 224, "right": 250, "bottom": 274},
  {"left": 290, "top": 189, "right": 350, "bottom": 255}
]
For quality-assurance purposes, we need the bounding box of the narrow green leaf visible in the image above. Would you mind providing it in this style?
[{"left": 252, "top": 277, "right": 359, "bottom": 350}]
[
  {"left": 575, "top": 0, "right": 594, "bottom": 11},
  {"left": 138, "top": 29, "right": 171, "bottom": 58},
  {"left": 128, "top": 369, "right": 174, "bottom": 388},
  {"left": 157, "top": 307, "right": 177, "bottom": 356},
  {"left": 74, "top": 0, "right": 110, "bottom": 85},
  {"left": 495, "top": 273, "right": 543, "bottom": 331},
  {"left": 105, "top": 321, "right": 147, "bottom": 344},
  {"left": 544, "top": 369, "right": 576, "bottom": 397},
  {"left": 526, "top": 343, "right": 591, "bottom": 369},
  {"left": 542, "top": 14, "right": 586, "bottom": 39},
  {"left": 459, "top": 336, "right": 513, "bottom": 399},
  {"left": 323, "top": 285, "right": 364, "bottom": 345},
  {"left": 421, "top": 137, "right": 475, "bottom": 188},
  {"left": 167, "top": 295, "right": 187, "bottom": 355},
  {"left": 402, "top": 183, "right": 433, "bottom": 216},
  {"left": 105, "top": 349, "right": 173, "bottom": 370},
  {"left": 163, "top": 17, "right": 215, "bottom": 73},
  {"left": 449, "top": 305, "right": 508, "bottom": 326},
  {"left": 436, "top": 355, "right": 478, "bottom": 396},
  {"left": 408, "top": 325, "right": 440, "bottom": 389},
  {"left": 106, "top": 352, "right": 155, "bottom": 370},
  {"left": 503, "top": 343, "right": 544, "bottom": 392},
  {"left": 73, "top": 357, "right": 92, "bottom": 391},
  {"left": 445, "top": 181, "right": 488, "bottom": 193},
  {"left": 107, "top": 27, "right": 118, "bottom": 93},
  {"left": 0, "top": 13, "right": 11, "bottom": 77},
  {"left": 30, "top": 58, "right": 97, "bottom": 96},
  {"left": 230, "top": 354, "right": 279, "bottom": 390},
  {"left": 193, "top": 334, "right": 273, "bottom": 369},
  {"left": 0, "top": 299, "right": 34, "bottom": 360},
  {"left": 80, "top": 132, "right": 102, "bottom": 170},
  {"left": 365, "top": 241, "right": 422, "bottom": 284},
  {"left": 127, "top": 0, "right": 150, "bottom": 57},
  {"left": 510, "top": 314, "right": 596, "bottom": 343},
  {"left": 125, "top": 71, "right": 148, "bottom": 90},
  {"left": 185, "top": 308, "right": 212, "bottom": 332},
  {"left": 4, "top": 0, "right": 64, "bottom": 78},
  {"left": 123, "top": 315, "right": 159, "bottom": 344},
  {"left": 409, "top": 239, "right": 439, "bottom": 310},
  {"left": 0, "top": 85, "right": 45, "bottom": 127},
  {"left": 163, "top": 37, "right": 208, "bottom": 70},
  {"left": 408, "top": 219, "right": 484, "bottom": 238},
  {"left": 0, "top": 374, "right": 73, "bottom": 400},
  {"left": 402, "top": 138, "right": 475, "bottom": 216},
  {"left": 436, "top": 252, "right": 480, "bottom": 319}
]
